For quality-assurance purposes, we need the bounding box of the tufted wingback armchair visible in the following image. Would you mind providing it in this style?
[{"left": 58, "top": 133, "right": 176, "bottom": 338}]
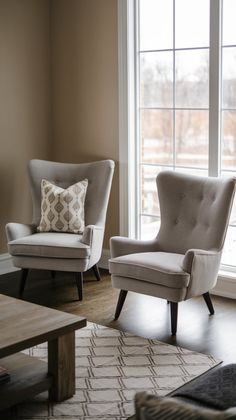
[
  {"left": 109, "top": 171, "right": 235, "bottom": 334},
  {"left": 6, "top": 159, "right": 114, "bottom": 300}
]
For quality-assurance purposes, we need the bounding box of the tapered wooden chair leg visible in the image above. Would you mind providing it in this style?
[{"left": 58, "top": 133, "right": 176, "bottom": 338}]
[
  {"left": 75, "top": 272, "right": 83, "bottom": 301},
  {"left": 203, "top": 292, "right": 215, "bottom": 315},
  {"left": 19, "top": 269, "right": 29, "bottom": 297},
  {"left": 92, "top": 264, "right": 101, "bottom": 281},
  {"left": 51, "top": 270, "right": 56, "bottom": 279},
  {"left": 114, "top": 290, "right": 128, "bottom": 320},
  {"left": 170, "top": 302, "right": 178, "bottom": 335}
]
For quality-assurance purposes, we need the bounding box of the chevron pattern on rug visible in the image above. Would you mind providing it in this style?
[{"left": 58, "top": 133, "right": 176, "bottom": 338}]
[{"left": 4, "top": 322, "right": 220, "bottom": 419}]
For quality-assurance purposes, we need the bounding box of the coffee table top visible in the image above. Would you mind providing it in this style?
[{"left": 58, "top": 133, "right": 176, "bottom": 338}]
[{"left": 0, "top": 294, "right": 86, "bottom": 358}]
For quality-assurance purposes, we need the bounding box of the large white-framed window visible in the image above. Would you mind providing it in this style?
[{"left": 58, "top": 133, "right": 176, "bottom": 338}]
[{"left": 118, "top": 0, "right": 236, "bottom": 273}]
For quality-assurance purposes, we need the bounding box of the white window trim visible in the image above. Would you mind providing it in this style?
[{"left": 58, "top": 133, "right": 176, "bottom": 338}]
[
  {"left": 209, "top": 0, "right": 221, "bottom": 176},
  {"left": 118, "top": 0, "right": 136, "bottom": 238},
  {"left": 117, "top": 0, "right": 236, "bottom": 293}
]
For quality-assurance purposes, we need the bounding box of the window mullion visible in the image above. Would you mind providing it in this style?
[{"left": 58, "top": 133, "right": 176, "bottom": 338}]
[
  {"left": 118, "top": 0, "right": 136, "bottom": 238},
  {"left": 209, "top": 0, "right": 222, "bottom": 177},
  {"left": 173, "top": 0, "right": 176, "bottom": 169}
]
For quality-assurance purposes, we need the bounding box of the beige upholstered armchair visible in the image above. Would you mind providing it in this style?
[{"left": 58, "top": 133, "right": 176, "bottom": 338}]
[
  {"left": 6, "top": 159, "right": 114, "bottom": 300},
  {"left": 109, "top": 171, "right": 235, "bottom": 334}
]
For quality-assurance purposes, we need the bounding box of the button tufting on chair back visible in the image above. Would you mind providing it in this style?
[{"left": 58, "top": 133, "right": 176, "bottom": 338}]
[
  {"left": 109, "top": 170, "right": 235, "bottom": 335},
  {"left": 156, "top": 171, "right": 235, "bottom": 254}
]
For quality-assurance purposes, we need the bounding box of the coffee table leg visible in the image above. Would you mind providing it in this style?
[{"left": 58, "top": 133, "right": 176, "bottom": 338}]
[{"left": 48, "top": 331, "right": 75, "bottom": 401}]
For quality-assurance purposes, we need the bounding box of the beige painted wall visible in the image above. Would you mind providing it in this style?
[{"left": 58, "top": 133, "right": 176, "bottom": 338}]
[
  {"left": 51, "top": 0, "right": 119, "bottom": 248},
  {"left": 0, "top": 0, "right": 51, "bottom": 252},
  {"left": 0, "top": 0, "right": 119, "bottom": 254}
]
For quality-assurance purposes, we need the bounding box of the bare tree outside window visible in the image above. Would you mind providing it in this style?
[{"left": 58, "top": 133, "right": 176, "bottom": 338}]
[{"left": 138, "top": 0, "right": 236, "bottom": 267}]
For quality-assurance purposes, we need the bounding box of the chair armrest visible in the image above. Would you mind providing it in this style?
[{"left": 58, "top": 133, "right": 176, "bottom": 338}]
[
  {"left": 110, "top": 236, "right": 159, "bottom": 258},
  {"left": 5, "top": 223, "right": 36, "bottom": 242},
  {"left": 183, "top": 248, "right": 222, "bottom": 299},
  {"left": 81, "top": 225, "right": 104, "bottom": 267},
  {"left": 81, "top": 225, "right": 104, "bottom": 246},
  {"left": 182, "top": 248, "right": 220, "bottom": 273}
]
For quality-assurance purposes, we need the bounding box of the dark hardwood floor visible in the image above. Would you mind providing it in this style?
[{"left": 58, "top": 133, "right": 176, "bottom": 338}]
[{"left": 0, "top": 268, "right": 236, "bottom": 364}]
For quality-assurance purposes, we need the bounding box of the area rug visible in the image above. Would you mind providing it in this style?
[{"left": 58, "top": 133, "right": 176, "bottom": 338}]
[{"left": 5, "top": 322, "right": 220, "bottom": 420}]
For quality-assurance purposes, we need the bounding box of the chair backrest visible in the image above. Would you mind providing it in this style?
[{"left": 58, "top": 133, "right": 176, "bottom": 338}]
[
  {"left": 156, "top": 171, "right": 235, "bottom": 254},
  {"left": 28, "top": 159, "right": 115, "bottom": 228}
]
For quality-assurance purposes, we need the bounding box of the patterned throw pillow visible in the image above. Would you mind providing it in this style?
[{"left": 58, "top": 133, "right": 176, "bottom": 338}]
[
  {"left": 135, "top": 393, "right": 233, "bottom": 420},
  {"left": 37, "top": 179, "right": 88, "bottom": 234}
]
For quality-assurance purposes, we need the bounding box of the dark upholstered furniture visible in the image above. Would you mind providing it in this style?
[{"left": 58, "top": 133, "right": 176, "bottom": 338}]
[{"left": 130, "top": 364, "right": 236, "bottom": 419}]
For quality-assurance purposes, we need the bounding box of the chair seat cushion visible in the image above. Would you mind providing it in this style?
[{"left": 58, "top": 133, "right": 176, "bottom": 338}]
[
  {"left": 109, "top": 252, "right": 190, "bottom": 289},
  {"left": 8, "top": 232, "right": 90, "bottom": 259}
]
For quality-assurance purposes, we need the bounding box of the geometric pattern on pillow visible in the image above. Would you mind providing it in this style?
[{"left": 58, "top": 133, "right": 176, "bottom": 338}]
[{"left": 37, "top": 178, "right": 88, "bottom": 234}]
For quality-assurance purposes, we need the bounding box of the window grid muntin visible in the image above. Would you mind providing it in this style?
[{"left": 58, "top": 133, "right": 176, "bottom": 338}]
[
  {"left": 137, "top": 0, "right": 236, "bottom": 271},
  {"left": 138, "top": 0, "right": 210, "bottom": 227},
  {"left": 220, "top": 0, "right": 236, "bottom": 254}
]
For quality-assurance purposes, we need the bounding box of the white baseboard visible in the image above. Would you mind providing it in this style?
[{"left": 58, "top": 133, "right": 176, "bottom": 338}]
[
  {"left": 1, "top": 251, "right": 236, "bottom": 300},
  {"left": 211, "top": 272, "right": 236, "bottom": 299},
  {"left": 0, "top": 253, "right": 19, "bottom": 275}
]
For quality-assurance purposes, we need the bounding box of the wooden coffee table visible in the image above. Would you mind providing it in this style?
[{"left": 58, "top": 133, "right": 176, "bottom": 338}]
[{"left": 0, "top": 294, "right": 86, "bottom": 411}]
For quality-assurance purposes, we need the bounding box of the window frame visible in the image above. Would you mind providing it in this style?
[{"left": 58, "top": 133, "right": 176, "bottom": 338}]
[
  {"left": 118, "top": 0, "right": 137, "bottom": 238},
  {"left": 118, "top": 0, "right": 236, "bottom": 278}
]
